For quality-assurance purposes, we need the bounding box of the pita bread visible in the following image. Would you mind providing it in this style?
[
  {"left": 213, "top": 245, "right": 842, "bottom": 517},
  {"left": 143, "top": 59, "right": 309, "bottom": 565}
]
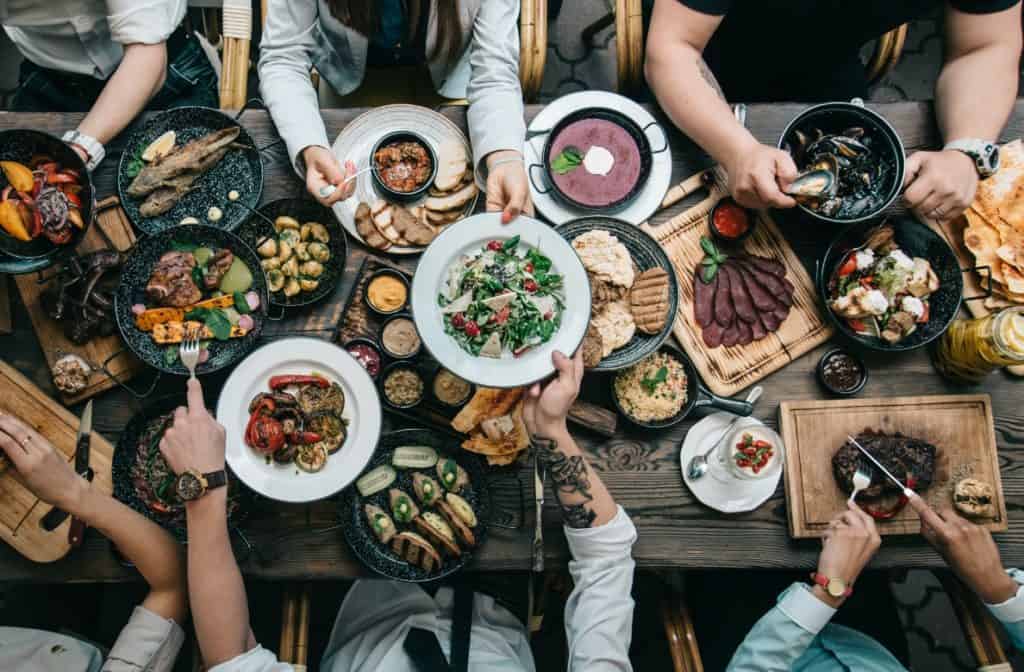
[
  {"left": 591, "top": 300, "right": 635, "bottom": 357},
  {"left": 572, "top": 231, "right": 634, "bottom": 287},
  {"left": 434, "top": 140, "right": 469, "bottom": 192},
  {"left": 451, "top": 387, "right": 523, "bottom": 433},
  {"left": 581, "top": 323, "right": 604, "bottom": 368},
  {"left": 1004, "top": 263, "right": 1024, "bottom": 295}
]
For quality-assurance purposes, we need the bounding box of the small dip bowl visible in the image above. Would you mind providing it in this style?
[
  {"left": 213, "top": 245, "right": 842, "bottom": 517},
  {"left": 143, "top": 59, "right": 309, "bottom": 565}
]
[
  {"left": 370, "top": 131, "right": 438, "bottom": 202},
  {"left": 380, "top": 362, "right": 425, "bottom": 409},
  {"left": 817, "top": 347, "right": 868, "bottom": 396},
  {"left": 380, "top": 313, "right": 422, "bottom": 360},
  {"left": 432, "top": 367, "right": 475, "bottom": 408},
  {"left": 344, "top": 337, "right": 383, "bottom": 380},
  {"left": 364, "top": 268, "right": 410, "bottom": 316},
  {"left": 709, "top": 198, "right": 756, "bottom": 245},
  {"left": 720, "top": 424, "right": 784, "bottom": 481}
]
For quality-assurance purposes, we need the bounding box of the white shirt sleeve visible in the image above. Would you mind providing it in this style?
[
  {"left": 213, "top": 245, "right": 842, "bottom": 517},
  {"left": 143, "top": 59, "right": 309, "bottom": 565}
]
[
  {"left": 105, "top": 1, "right": 186, "bottom": 46},
  {"left": 207, "top": 645, "right": 294, "bottom": 672},
  {"left": 985, "top": 568, "right": 1024, "bottom": 649},
  {"left": 562, "top": 505, "right": 638, "bottom": 672},
  {"left": 727, "top": 583, "right": 835, "bottom": 672}
]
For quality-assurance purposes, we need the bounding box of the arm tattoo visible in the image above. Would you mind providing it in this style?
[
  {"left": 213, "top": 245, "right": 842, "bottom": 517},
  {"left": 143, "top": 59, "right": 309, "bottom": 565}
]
[
  {"left": 697, "top": 56, "right": 726, "bottom": 101},
  {"left": 532, "top": 436, "right": 597, "bottom": 528}
]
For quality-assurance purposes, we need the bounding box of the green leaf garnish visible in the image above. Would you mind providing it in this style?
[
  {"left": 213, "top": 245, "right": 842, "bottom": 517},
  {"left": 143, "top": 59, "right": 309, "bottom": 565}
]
[
  {"left": 551, "top": 146, "right": 583, "bottom": 174},
  {"left": 641, "top": 366, "right": 669, "bottom": 395},
  {"left": 233, "top": 291, "right": 251, "bottom": 315},
  {"left": 502, "top": 235, "right": 521, "bottom": 252}
]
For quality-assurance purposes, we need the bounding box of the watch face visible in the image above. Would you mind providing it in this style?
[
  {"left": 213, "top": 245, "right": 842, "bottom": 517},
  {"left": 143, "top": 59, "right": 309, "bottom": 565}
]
[
  {"left": 176, "top": 473, "right": 203, "bottom": 501},
  {"left": 826, "top": 578, "right": 846, "bottom": 598}
]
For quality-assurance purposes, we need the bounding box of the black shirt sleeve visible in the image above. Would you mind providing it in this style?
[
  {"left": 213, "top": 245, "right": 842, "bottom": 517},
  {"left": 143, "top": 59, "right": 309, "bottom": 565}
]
[
  {"left": 949, "top": 0, "right": 1020, "bottom": 13},
  {"left": 676, "top": 0, "right": 732, "bottom": 16}
]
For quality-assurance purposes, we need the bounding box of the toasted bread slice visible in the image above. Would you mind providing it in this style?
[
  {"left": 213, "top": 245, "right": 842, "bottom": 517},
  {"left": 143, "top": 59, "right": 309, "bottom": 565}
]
[
  {"left": 364, "top": 503, "right": 396, "bottom": 544},
  {"left": 390, "top": 531, "right": 442, "bottom": 571},
  {"left": 436, "top": 499, "right": 476, "bottom": 548},
  {"left": 414, "top": 513, "right": 461, "bottom": 557}
]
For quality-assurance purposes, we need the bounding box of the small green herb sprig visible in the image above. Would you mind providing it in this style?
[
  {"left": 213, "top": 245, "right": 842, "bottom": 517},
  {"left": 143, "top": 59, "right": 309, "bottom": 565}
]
[
  {"left": 641, "top": 366, "right": 669, "bottom": 395},
  {"left": 699, "top": 236, "right": 728, "bottom": 283},
  {"left": 551, "top": 146, "right": 583, "bottom": 175}
]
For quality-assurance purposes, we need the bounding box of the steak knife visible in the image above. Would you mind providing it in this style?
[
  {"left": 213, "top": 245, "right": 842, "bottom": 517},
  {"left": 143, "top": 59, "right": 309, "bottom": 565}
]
[
  {"left": 847, "top": 435, "right": 915, "bottom": 498},
  {"left": 68, "top": 401, "right": 94, "bottom": 547}
]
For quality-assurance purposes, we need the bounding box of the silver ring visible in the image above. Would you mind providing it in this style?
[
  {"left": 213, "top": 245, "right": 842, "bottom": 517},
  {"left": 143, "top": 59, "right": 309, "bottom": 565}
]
[{"left": 318, "top": 184, "right": 337, "bottom": 199}]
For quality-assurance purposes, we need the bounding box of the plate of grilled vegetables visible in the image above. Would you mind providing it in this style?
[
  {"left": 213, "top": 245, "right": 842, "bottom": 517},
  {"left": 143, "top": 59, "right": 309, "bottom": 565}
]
[{"left": 341, "top": 428, "right": 488, "bottom": 582}]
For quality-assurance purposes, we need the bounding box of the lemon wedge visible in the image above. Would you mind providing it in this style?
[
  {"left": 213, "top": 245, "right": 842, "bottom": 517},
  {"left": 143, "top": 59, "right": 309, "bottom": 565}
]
[
  {"left": 142, "top": 131, "right": 176, "bottom": 162},
  {"left": 1000, "top": 312, "right": 1024, "bottom": 355}
]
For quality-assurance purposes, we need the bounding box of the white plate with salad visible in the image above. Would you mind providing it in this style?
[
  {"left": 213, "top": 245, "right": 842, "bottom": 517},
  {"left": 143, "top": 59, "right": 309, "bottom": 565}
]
[{"left": 411, "top": 213, "right": 591, "bottom": 388}]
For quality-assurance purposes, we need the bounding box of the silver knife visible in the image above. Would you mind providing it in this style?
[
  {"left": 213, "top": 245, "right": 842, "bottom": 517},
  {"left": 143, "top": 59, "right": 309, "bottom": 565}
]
[
  {"left": 532, "top": 454, "right": 545, "bottom": 573},
  {"left": 847, "top": 435, "right": 915, "bottom": 498},
  {"left": 69, "top": 401, "right": 94, "bottom": 547}
]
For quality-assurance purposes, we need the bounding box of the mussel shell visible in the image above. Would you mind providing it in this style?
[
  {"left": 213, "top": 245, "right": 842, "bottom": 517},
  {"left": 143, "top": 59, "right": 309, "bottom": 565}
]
[{"left": 786, "top": 169, "right": 837, "bottom": 198}]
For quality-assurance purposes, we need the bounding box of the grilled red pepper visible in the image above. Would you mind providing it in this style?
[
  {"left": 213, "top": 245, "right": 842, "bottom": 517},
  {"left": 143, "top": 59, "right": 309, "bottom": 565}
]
[
  {"left": 64, "top": 190, "right": 82, "bottom": 208},
  {"left": 46, "top": 171, "right": 77, "bottom": 185},
  {"left": 245, "top": 415, "right": 285, "bottom": 453},
  {"left": 860, "top": 475, "right": 918, "bottom": 520},
  {"left": 287, "top": 431, "right": 322, "bottom": 445},
  {"left": 269, "top": 374, "right": 329, "bottom": 390}
]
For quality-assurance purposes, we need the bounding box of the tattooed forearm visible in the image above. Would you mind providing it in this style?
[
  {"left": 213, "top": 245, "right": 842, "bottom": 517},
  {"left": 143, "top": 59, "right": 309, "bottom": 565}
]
[
  {"left": 533, "top": 436, "right": 597, "bottom": 528},
  {"left": 697, "top": 56, "right": 726, "bottom": 101}
]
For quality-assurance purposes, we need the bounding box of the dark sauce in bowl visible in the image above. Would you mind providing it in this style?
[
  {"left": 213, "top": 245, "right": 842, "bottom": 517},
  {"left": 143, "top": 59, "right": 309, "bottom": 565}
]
[{"left": 818, "top": 348, "right": 867, "bottom": 396}]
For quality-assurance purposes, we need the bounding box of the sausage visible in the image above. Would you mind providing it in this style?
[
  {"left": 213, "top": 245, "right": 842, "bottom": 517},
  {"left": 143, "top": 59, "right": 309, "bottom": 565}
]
[
  {"left": 723, "top": 262, "right": 758, "bottom": 324},
  {"left": 702, "top": 321, "right": 725, "bottom": 348},
  {"left": 740, "top": 254, "right": 786, "bottom": 279},
  {"left": 713, "top": 267, "right": 735, "bottom": 328},
  {"left": 736, "top": 319, "right": 753, "bottom": 345},
  {"left": 693, "top": 269, "right": 717, "bottom": 328},
  {"left": 736, "top": 259, "right": 792, "bottom": 308},
  {"left": 721, "top": 321, "right": 740, "bottom": 347}
]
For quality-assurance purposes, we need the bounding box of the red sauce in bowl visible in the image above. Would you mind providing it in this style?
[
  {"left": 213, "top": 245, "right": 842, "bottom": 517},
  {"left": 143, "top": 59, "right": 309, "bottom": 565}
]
[
  {"left": 548, "top": 118, "right": 641, "bottom": 208},
  {"left": 712, "top": 201, "right": 751, "bottom": 239}
]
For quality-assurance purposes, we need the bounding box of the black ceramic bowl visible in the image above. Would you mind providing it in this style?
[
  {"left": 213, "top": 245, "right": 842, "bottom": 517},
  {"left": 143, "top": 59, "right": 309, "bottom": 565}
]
[
  {"left": 344, "top": 337, "right": 384, "bottom": 380},
  {"left": 370, "top": 131, "right": 438, "bottom": 202},
  {"left": 817, "top": 216, "right": 963, "bottom": 352},
  {"left": 117, "top": 107, "right": 263, "bottom": 235},
  {"left": 816, "top": 347, "right": 868, "bottom": 397},
  {"left": 363, "top": 267, "right": 410, "bottom": 316},
  {"left": 114, "top": 224, "right": 269, "bottom": 375},
  {"left": 339, "top": 428, "right": 489, "bottom": 582},
  {"left": 555, "top": 216, "right": 679, "bottom": 371},
  {"left": 431, "top": 367, "right": 475, "bottom": 408},
  {"left": 778, "top": 100, "right": 905, "bottom": 224},
  {"left": 380, "top": 313, "right": 422, "bottom": 360},
  {"left": 235, "top": 197, "right": 346, "bottom": 309},
  {"left": 0, "top": 129, "right": 94, "bottom": 272},
  {"left": 708, "top": 197, "right": 756, "bottom": 246},
  {"left": 610, "top": 343, "right": 753, "bottom": 430},
  {"left": 379, "top": 361, "right": 426, "bottom": 409},
  {"left": 530, "top": 107, "right": 666, "bottom": 213}
]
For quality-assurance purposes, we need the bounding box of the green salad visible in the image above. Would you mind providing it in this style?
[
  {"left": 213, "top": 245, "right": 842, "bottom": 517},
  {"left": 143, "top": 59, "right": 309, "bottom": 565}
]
[{"left": 438, "top": 236, "right": 564, "bottom": 357}]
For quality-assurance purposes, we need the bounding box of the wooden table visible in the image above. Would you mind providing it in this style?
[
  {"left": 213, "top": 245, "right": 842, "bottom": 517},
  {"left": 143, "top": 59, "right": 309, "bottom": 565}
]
[{"left": 1, "top": 102, "right": 1023, "bottom": 583}]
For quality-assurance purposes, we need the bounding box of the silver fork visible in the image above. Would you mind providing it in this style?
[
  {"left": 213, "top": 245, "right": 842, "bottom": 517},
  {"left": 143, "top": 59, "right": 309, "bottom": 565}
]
[
  {"left": 179, "top": 326, "right": 202, "bottom": 380},
  {"left": 848, "top": 459, "right": 874, "bottom": 505}
]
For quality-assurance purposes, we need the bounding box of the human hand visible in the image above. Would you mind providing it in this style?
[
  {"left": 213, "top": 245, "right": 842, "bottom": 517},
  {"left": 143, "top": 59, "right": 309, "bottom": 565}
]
[
  {"left": 159, "top": 379, "right": 227, "bottom": 476},
  {"left": 815, "top": 501, "right": 882, "bottom": 607},
  {"left": 910, "top": 494, "right": 1018, "bottom": 604},
  {"left": 303, "top": 146, "right": 356, "bottom": 207},
  {"left": 523, "top": 350, "right": 583, "bottom": 439},
  {"left": 903, "top": 150, "right": 978, "bottom": 222},
  {"left": 485, "top": 150, "right": 533, "bottom": 224},
  {"left": 0, "top": 414, "right": 88, "bottom": 511},
  {"left": 722, "top": 140, "right": 799, "bottom": 210}
]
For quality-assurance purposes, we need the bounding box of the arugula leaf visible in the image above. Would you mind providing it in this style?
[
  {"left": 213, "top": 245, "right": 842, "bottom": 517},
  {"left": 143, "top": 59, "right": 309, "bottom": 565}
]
[
  {"left": 551, "top": 146, "right": 583, "bottom": 175},
  {"left": 640, "top": 366, "right": 669, "bottom": 395},
  {"left": 125, "top": 157, "right": 144, "bottom": 179},
  {"left": 502, "top": 235, "right": 521, "bottom": 252},
  {"left": 233, "top": 291, "right": 251, "bottom": 315}
]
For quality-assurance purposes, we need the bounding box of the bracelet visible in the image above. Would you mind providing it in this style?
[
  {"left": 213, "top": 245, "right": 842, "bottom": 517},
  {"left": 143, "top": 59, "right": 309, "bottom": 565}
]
[{"left": 488, "top": 156, "right": 524, "bottom": 171}]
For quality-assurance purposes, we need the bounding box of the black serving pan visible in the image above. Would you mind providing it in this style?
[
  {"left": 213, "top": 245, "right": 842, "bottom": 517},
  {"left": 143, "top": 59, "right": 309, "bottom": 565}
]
[
  {"left": 235, "top": 197, "right": 347, "bottom": 309},
  {"left": 555, "top": 216, "right": 679, "bottom": 371},
  {"left": 116, "top": 107, "right": 263, "bottom": 235},
  {"left": 611, "top": 343, "right": 752, "bottom": 430},
  {"left": 817, "top": 216, "right": 977, "bottom": 353},
  {"left": 339, "top": 428, "right": 489, "bottom": 583},
  {"left": 112, "top": 395, "right": 250, "bottom": 541},
  {"left": 529, "top": 106, "right": 667, "bottom": 213},
  {"left": 778, "top": 99, "right": 905, "bottom": 225},
  {"left": 0, "top": 129, "right": 94, "bottom": 273},
  {"left": 370, "top": 130, "right": 438, "bottom": 202},
  {"left": 114, "top": 224, "right": 269, "bottom": 375}
]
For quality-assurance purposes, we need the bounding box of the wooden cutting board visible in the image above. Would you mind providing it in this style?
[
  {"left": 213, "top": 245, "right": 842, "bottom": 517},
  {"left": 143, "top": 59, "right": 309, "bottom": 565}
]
[
  {"left": 642, "top": 168, "right": 833, "bottom": 397},
  {"left": 779, "top": 394, "right": 1006, "bottom": 538},
  {"left": 15, "top": 196, "right": 144, "bottom": 404},
  {"left": 0, "top": 359, "right": 114, "bottom": 562},
  {"left": 0, "top": 276, "right": 11, "bottom": 335}
]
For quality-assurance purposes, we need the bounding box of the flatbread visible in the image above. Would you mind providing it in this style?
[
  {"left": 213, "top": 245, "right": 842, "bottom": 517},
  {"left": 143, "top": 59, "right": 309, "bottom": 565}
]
[
  {"left": 591, "top": 277, "right": 628, "bottom": 308},
  {"left": 591, "top": 300, "right": 635, "bottom": 357},
  {"left": 630, "top": 267, "right": 671, "bottom": 335},
  {"left": 581, "top": 323, "right": 604, "bottom": 368},
  {"left": 434, "top": 140, "right": 469, "bottom": 192},
  {"left": 572, "top": 231, "right": 634, "bottom": 287},
  {"left": 425, "top": 182, "right": 478, "bottom": 212},
  {"left": 451, "top": 387, "right": 524, "bottom": 434}
]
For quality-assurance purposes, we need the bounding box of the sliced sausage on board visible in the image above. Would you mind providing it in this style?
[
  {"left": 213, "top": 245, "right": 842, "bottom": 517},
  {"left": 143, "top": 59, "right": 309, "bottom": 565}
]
[
  {"left": 724, "top": 263, "right": 758, "bottom": 324},
  {"left": 693, "top": 269, "right": 717, "bottom": 328},
  {"left": 714, "top": 267, "right": 735, "bottom": 328}
]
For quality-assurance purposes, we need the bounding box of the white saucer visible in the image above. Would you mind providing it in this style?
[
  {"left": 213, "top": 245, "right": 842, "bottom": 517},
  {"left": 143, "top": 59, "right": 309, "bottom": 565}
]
[
  {"left": 680, "top": 413, "right": 784, "bottom": 514},
  {"left": 525, "top": 91, "right": 673, "bottom": 226}
]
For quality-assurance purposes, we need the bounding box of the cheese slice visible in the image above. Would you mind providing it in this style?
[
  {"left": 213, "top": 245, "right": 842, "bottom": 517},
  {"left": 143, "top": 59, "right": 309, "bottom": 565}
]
[{"left": 479, "top": 332, "right": 502, "bottom": 358}]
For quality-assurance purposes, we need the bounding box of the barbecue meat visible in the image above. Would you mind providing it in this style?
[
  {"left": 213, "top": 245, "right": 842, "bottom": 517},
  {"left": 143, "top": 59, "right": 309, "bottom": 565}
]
[
  {"left": 203, "top": 249, "right": 234, "bottom": 289},
  {"left": 833, "top": 430, "right": 937, "bottom": 498},
  {"left": 145, "top": 251, "right": 201, "bottom": 307},
  {"left": 128, "top": 128, "right": 240, "bottom": 197}
]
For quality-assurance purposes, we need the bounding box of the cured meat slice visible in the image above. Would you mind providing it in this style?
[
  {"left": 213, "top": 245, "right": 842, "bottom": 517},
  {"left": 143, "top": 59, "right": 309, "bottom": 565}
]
[
  {"left": 773, "top": 304, "right": 791, "bottom": 326},
  {"left": 714, "top": 267, "right": 734, "bottom": 327},
  {"left": 749, "top": 317, "right": 767, "bottom": 341},
  {"left": 735, "top": 264, "right": 780, "bottom": 312},
  {"left": 693, "top": 269, "right": 717, "bottom": 328},
  {"left": 741, "top": 254, "right": 786, "bottom": 279},
  {"left": 702, "top": 321, "right": 725, "bottom": 348},
  {"left": 760, "top": 310, "right": 782, "bottom": 333},
  {"left": 737, "top": 259, "right": 792, "bottom": 307},
  {"left": 723, "top": 263, "right": 758, "bottom": 324},
  {"left": 736, "top": 319, "right": 753, "bottom": 345},
  {"left": 781, "top": 276, "right": 795, "bottom": 296},
  {"left": 721, "top": 320, "right": 740, "bottom": 347}
]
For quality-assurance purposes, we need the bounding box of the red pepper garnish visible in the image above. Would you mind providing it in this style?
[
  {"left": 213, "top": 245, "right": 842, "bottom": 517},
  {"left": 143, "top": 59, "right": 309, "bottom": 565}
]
[
  {"left": 268, "top": 374, "right": 329, "bottom": 390},
  {"left": 287, "top": 431, "right": 322, "bottom": 445},
  {"left": 46, "top": 172, "right": 76, "bottom": 185},
  {"left": 837, "top": 255, "right": 857, "bottom": 277},
  {"left": 860, "top": 475, "right": 917, "bottom": 520},
  {"left": 847, "top": 318, "right": 867, "bottom": 333},
  {"left": 64, "top": 191, "right": 82, "bottom": 208}
]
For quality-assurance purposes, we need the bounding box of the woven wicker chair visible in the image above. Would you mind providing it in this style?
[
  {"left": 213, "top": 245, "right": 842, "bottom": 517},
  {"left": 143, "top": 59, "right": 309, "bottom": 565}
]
[
  {"left": 585, "top": 1, "right": 908, "bottom": 96},
  {"left": 217, "top": 0, "right": 548, "bottom": 109},
  {"left": 661, "top": 570, "right": 1010, "bottom": 672}
]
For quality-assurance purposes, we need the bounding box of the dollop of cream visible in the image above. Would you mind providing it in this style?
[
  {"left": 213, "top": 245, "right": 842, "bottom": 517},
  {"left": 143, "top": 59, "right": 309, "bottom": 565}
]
[
  {"left": 582, "top": 145, "right": 615, "bottom": 176},
  {"left": 207, "top": 206, "right": 223, "bottom": 222}
]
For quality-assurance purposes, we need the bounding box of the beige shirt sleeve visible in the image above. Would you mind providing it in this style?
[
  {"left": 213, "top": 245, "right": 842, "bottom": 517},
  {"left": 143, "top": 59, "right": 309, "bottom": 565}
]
[
  {"left": 105, "top": 0, "right": 186, "bottom": 45},
  {"left": 101, "top": 606, "right": 185, "bottom": 672}
]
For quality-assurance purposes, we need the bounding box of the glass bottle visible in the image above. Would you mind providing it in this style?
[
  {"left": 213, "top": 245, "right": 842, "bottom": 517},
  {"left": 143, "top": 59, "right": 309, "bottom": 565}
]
[{"left": 933, "top": 307, "right": 1024, "bottom": 384}]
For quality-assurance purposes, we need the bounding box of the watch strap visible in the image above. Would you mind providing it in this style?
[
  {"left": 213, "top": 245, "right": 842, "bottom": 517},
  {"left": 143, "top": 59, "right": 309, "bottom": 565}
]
[
  {"left": 61, "top": 130, "right": 105, "bottom": 172},
  {"left": 943, "top": 139, "right": 999, "bottom": 177},
  {"left": 810, "top": 572, "right": 853, "bottom": 597},
  {"left": 203, "top": 470, "right": 228, "bottom": 489}
]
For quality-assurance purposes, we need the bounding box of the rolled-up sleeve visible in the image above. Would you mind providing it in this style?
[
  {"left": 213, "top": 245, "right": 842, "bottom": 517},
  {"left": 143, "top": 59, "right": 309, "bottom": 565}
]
[
  {"left": 106, "top": 0, "right": 186, "bottom": 45},
  {"left": 727, "top": 583, "right": 834, "bottom": 672},
  {"left": 465, "top": 0, "right": 526, "bottom": 179},
  {"left": 985, "top": 568, "right": 1024, "bottom": 649},
  {"left": 258, "top": 0, "right": 331, "bottom": 176},
  {"left": 208, "top": 645, "right": 294, "bottom": 672},
  {"left": 102, "top": 606, "right": 185, "bottom": 672},
  {"left": 563, "top": 505, "right": 638, "bottom": 672}
]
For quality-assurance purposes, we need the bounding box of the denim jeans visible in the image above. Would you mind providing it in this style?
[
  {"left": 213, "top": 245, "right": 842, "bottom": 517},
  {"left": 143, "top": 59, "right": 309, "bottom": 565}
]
[{"left": 11, "top": 33, "right": 219, "bottom": 113}]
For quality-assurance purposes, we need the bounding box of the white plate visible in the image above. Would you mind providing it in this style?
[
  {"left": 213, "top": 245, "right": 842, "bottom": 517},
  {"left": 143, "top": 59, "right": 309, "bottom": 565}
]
[
  {"left": 411, "top": 212, "right": 592, "bottom": 388},
  {"left": 680, "top": 413, "right": 784, "bottom": 514},
  {"left": 526, "top": 91, "right": 673, "bottom": 226},
  {"left": 330, "top": 104, "right": 477, "bottom": 255},
  {"left": 217, "top": 338, "right": 382, "bottom": 503}
]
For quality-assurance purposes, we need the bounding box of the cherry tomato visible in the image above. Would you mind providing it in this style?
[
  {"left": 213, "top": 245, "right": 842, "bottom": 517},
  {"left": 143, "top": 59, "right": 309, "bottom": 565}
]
[
  {"left": 464, "top": 321, "right": 480, "bottom": 337},
  {"left": 754, "top": 440, "right": 770, "bottom": 449},
  {"left": 493, "top": 306, "right": 511, "bottom": 325},
  {"left": 487, "top": 240, "right": 503, "bottom": 251},
  {"left": 451, "top": 312, "right": 466, "bottom": 329},
  {"left": 838, "top": 255, "right": 857, "bottom": 277},
  {"left": 524, "top": 279, "right": 538, "bottom": 293},
  {"left": 917, "top": 303, "right": 930, "bottom": 324},
  {"left": 847, "top": 318, "right": 867, "bottom": 333},
  {"left": 525, "top": 262, "right": 534, "bottom": 273}
]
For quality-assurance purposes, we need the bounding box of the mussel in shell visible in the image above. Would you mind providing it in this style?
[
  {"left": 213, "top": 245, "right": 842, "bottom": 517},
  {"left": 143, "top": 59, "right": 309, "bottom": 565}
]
[{"left": 786, "top": 169, "right": 836, "bottom": 198}]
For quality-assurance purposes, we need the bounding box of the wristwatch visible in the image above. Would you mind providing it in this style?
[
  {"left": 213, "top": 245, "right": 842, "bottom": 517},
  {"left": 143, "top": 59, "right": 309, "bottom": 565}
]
[
  {"left": 174, "top": 469, "right": 227, "bottom": 501},
  {"left": 810, "top": 572, "right": 854, "bottom": 598},
  {"left": 61, "top": 130, "right": 105, "bottom": 173},
  {"left": 943, "top": 139, "right": 1000, "bottom": 179}
]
